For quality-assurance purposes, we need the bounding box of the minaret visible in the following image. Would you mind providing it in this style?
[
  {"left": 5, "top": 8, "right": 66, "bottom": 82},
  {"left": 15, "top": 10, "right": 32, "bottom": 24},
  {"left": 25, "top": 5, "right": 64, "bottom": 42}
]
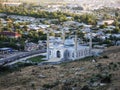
[
  {"left": 61, "top": 22, "right": 65, "bottom": 44},
  {"left": 74, "top": 30, "right": 77, "bottom": 59},
  {"left": 89, "top": 28, "right": 92, "bottom": 50},
  {"left": 47, "top": 30, "right": 50, "bottom": 60},
  {"left": 89, "top": 28, "right": 92, "bottom": 56},
  {"left": 62, "top": 28, "right": 65, "bottom": 44},
  {"left": 75, "top": 32, "right": 77, "bottom": 51}
]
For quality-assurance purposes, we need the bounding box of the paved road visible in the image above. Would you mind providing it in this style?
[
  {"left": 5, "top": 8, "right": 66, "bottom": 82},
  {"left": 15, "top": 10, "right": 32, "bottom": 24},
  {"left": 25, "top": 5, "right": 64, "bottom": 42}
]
[
  {"left": 0, "top": 49, "right": 46, "bottom": 66},
  {"left": 6, "top": 53, "right": 46, "bottom": 66}
]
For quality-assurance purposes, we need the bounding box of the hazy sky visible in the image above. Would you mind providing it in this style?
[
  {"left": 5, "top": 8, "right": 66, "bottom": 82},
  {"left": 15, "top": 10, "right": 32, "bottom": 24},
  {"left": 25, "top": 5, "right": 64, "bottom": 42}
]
[{"left": 2, "top": 0, "right": 120, "bottom": 4}]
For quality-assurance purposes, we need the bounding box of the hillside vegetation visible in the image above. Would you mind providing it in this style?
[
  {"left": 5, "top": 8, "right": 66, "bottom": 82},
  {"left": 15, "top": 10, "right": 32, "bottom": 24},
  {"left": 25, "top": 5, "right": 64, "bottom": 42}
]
[{"left": 0, "top": 46, "right": 120, "bottom": 90}]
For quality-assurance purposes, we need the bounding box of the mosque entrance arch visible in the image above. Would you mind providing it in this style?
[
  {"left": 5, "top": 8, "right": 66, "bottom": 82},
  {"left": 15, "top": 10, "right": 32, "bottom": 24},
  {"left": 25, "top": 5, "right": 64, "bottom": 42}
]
[
  {"left": 56, "top": 51, "right": 61, "bottom": 58},
  {"left": 64, "top": 50, "right": 68, "bottom": 60}
]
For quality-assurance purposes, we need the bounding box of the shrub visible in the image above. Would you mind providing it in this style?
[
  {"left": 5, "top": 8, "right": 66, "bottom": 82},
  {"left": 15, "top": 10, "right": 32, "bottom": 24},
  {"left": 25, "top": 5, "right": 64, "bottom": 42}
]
[
  {"left": 103, "top": 55, "right": 109, "bottom": 58},
  {"left": 101, "top": 75, "right": 111, "bottom": 83},
  {"left": 43, "top": 81, "right": 59, "bottom": 89},
  {"left": 81, "top": 85, "right": 90, "bottom": 90},
  {"left": 43, "top": 84, "right": 54, "bottom": 89}
]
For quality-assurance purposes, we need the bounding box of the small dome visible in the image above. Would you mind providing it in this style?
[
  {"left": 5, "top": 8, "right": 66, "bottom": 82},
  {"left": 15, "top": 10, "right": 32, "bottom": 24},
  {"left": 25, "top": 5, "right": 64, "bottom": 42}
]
[{"left": 64, "top": 39, "right": 75, "bottom": 46}]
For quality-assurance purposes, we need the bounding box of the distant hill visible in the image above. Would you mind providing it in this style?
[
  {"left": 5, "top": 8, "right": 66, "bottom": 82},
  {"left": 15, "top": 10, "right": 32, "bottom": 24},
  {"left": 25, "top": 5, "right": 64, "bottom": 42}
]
[
  {"left": 0, "top": 0, "right": 120, "bottom": 10},
  {"left": 1, "top": 0, "right": 120, "bottom": 9},
  {"left": 3, "top": 0, "right": 120, "bottom": 4}
]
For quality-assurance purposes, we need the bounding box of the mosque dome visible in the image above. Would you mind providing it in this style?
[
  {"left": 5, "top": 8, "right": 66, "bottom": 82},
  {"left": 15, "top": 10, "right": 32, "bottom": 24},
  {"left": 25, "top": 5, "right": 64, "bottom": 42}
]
[{"left": 64, "top": 39, "right": 75, "bottom": 46}]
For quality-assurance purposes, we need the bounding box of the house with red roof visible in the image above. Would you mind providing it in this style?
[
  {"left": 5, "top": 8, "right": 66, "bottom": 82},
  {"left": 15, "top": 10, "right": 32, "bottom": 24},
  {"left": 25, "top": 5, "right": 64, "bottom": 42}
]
[{"left": 0, "top": 31, "right": 21, "bottom": 39}]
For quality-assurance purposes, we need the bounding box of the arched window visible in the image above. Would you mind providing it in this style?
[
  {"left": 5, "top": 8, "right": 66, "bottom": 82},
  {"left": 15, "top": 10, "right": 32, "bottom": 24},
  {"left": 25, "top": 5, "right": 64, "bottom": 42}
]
[
  {"left": 49, "top": 51, "right": 51, "bottom": 55},
  {"left": 72, "top": 53, "right": 74, "bottom": 58},
  {"left": 89, "top": 49, "right": 91, "bottom": 54},
  {"left": 76, "top": 52, "right": 79, "bottom": 57},
  {"left": 81, "top": 50, "right": 83, "bottom": 56},
  {"left": 84, "top": 49, "right": 87, "bottom": 56},
  {"left": 79, "top": 51, "right": 81, "bottom": 57},
  {"left": 68, "top": 52, "right": 69, "bottom": 57},
  {"left": 57, "top": 51, "right": 61, "bottom": 58}
]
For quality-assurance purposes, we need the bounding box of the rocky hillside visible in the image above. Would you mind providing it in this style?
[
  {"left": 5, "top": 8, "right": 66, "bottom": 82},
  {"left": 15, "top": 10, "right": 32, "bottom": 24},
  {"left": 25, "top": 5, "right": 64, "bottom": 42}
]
[{"left": 0, "top": 46, "right": 120, "bottom": 90}]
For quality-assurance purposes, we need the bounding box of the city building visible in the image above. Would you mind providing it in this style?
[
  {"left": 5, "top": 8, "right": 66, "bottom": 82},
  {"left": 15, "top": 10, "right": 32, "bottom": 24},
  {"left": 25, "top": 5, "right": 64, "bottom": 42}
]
[
  {"left": 24, "top": 42, "right": 39, "bottom": 51},
  {"left": 0, "top": 1, "right": 21, "bottom": 6},
  {"left": 0, "top": 31, "right": 21, "bottom": 39},
  {"left": 97, "top": 20, "right": 114, "bottom": 25},
  {"left": 0, "top": 48, "right": 13, "bottom": 54}
]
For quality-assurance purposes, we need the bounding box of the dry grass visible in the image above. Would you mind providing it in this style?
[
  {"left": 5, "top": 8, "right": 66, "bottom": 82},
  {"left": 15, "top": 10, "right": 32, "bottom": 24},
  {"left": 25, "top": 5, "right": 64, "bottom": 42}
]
[{"left": 0, "top": 46, "right": 120, "bottom": 90}]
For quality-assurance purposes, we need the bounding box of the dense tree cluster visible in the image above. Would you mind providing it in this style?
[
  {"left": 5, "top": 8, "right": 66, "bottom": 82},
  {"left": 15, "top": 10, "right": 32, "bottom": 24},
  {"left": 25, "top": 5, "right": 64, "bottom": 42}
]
[{"left": 0, "top": 4, "right": 97, "bottom": 24}]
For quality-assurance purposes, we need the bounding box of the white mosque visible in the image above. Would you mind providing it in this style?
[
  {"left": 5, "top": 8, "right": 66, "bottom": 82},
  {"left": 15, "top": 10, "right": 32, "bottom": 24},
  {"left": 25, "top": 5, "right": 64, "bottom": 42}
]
[{"left": 46, "top": 29, "right": 92, "bottom": 62}]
